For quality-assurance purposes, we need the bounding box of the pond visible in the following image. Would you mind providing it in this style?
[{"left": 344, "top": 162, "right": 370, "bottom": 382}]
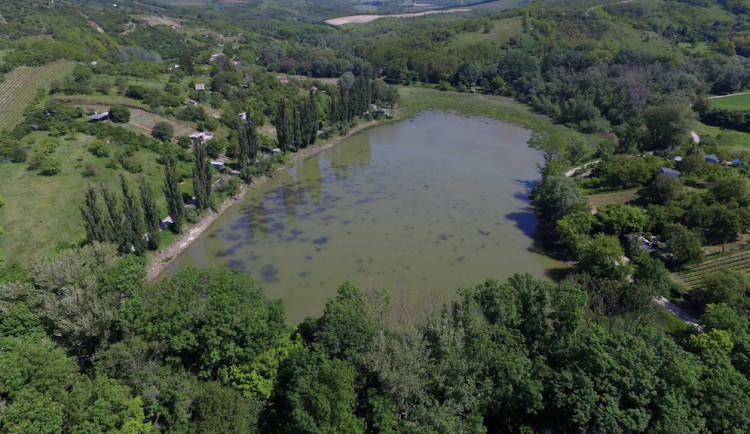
[{"left": 163, "top": 111, "right": 563, "bottom": 322}]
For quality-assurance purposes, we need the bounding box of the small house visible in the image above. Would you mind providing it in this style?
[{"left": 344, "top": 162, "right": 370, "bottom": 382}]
[
  {"left": 195, "top": 83, "right": 206, "bottom": 91},
  {"left": 705, "top": 154, "right": 720, "bottom": 164},
  {"left": 238, "top": 112, "right": 247, "bottom": 120},
  {"left": 660, "top": 167, "right": 681, "bottom": 178},
  {"left": 270, "top": 148, "right": 282, "bottom": 154},
  {"left": 190, "top": 131, "right": 214, "bottom": 145},
  {"left": 210, "top": 161, "right": 225, "bottom": 170},
  {"left": 673, "top": 156, "right": 683, "bottom": 162},
  {"left": 88, "top": 112, "right": 109, "bottom": 122},
  {"left": 159, "top": 216, "right": 174, "bottom": 231}
]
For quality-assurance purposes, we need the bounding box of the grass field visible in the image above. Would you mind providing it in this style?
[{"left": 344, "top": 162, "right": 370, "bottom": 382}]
[
  {"left": 587, "top": 189, "right": 639, "bottom": 208},
  {"left": 0, "top": 61, "right": 75, "bottom": 130},
  {"left": 710, "top": 93, "right": 750, "bottom": 111},
  {"left": 398, "top": 86, "right": 593, "bottom": 151},
  {"left": 0, "top": 132, "right": 170, "bottom": 264},
  {"left": 694, "top": 121, "right": 750, "bottom": 151}
]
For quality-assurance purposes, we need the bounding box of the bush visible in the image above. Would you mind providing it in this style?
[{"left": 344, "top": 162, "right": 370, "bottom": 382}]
[
  {"left": 121, "top": 155, "right": 144, "bottom": 173},
  {"left": 82, "top": 163, "right": 100, "bottom": 177},
  {"left": 88, "top": 139, "right": 111, "bottom": 158},
  {"left": 151, "top": 121, "right": 174, "bottom": 142},
  {"left": 109, "top": 105, "right": 131, "bottom": 123},
  {"left": 38, "top": 158, "right": 62, "bottom": 176}
]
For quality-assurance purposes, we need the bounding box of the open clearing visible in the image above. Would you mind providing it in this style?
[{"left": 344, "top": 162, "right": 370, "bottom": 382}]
[
  {"left": 70, "top": 102, "right": 195, "bottom": 137},
  {"left": 0, "top": 61, "right": 75, "bottom": 130},
  {"left": 141, "top": 15, "right": 180, "bottom": 27},
  {"left": 710, "top": 93, "right": 750, "bottom": 110},
  {"left": 0, "top": 133, "right": 166, "bottom": 264},
  {"left": 325, "top": 7, "right": 472, "bottom": 25}
]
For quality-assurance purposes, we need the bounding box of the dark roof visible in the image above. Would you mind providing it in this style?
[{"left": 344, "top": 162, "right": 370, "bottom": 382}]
[
  {"left": 660, "top": 167, "right": 681, "bottom": 177},
  {"left": 705, "top": 154, "right": 720, "bottom": 163}
]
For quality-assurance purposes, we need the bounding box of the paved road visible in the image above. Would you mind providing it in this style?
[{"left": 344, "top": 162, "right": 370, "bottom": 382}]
[{"left": 654, "top": 296, "right": 703, "bottom": 331}]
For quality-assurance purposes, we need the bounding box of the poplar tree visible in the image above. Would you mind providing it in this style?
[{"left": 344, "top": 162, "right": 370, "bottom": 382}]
[
  {"left": 100, "top": 182, "right": 124, "bottom": 249},
  {"left": 138, "top": 175, "right": 161, "bottom": 250},
  {"left": 307, "top": 90, "right": 319, "bottom": 146},
  {"left": 237, "top": 117, "right": 257, "bottom": 170},
  {"left": 275, "top": 98, "right": 290, "bottom": 152},
  {"left": 193, "top": 142, "right": 212, "bottom": 210},
  {"left": 81, "top": 184, "right": 105, "bottom": 243},
  {"left": 164, "top": 158, "right": 184, "bottom": 232},
  {"left": 120, "top": 175, "right": 146, "bottom": 255}
]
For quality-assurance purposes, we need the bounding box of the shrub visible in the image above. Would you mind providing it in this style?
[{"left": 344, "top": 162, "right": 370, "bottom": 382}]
[
  {"left": 38, "top": 158, "right": 62, "bottom": 176},
  {"left": 151, "top": 121, "right": 174, "bottom": 142},
  {"left": 82, "top": 163, "right": 100, "bottom": 177},
  {"left": 88, "top": 139, "right": 111, "bottom": 158},
  {"left": 109, "top": 105, "right": 131, "bottom": 123},
  {"left": 121, "top": 155, "right": 144, "bottom": 173}
]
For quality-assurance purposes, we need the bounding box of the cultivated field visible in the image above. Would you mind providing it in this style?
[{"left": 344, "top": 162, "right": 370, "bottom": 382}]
[
  {"left": 0, "top": 61, "right": 75, "bottom": 130},
  {"left": 676, "top": 250, "right": 750, "bottom": 289}
]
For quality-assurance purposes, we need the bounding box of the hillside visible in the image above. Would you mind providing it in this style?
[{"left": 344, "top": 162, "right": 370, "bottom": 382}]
[{"left": 3, "top": 0, "right": 750, "bottom": 432}]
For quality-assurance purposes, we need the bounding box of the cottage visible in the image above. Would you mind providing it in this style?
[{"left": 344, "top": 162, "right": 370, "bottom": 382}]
[
  {"left": 159, "top": 216, "right": 174, "bottom": 231},
  {"left": 660, "top": 167, "right": 681, "bottom": 178},
  {"left": 210, "top": 161, "right": 225, "bottom": 170},
  {"left": 88, "top": 112, "right": 109, "bottom": 122},
  {"left": 705, "top": 154, "right": 720, "bottom": 164},
  {"left": 190, "top": 131, "right": 214, "bottom": 145},
  {"left": 238, "top": 112, "right": 247, "bottom": 120},
  {"left": 673, "top": 156, "right": 683, "bottom": 162},
  {"left": 195, "top": 83, "right": 206, "bottom": 91}
]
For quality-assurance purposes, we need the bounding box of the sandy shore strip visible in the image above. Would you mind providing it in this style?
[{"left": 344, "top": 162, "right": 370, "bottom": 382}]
[
  {"left": 145, "top": 120, "right": 380, "bottom": 281},
  {"left": 325, "top": 8, "right": 472, "bottom": 26}
]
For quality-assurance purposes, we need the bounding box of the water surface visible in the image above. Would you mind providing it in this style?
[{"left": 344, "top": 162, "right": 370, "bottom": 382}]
[{"left": 164, "top": 112, "right": 562, "bottom": 322}]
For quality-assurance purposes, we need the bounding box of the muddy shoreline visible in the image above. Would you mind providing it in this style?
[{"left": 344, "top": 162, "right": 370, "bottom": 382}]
[{"left": 145, "top": 120, "right": 381, "bottom": 281}]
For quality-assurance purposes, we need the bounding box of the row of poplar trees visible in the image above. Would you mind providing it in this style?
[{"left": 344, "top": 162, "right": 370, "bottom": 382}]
[
  {"left": 330, "top": 75, "right": 373, "bottom": 125},
  {"left": 82, "top": 139, "right": 216, "bottom": 253},
  {"left": 81, "top": 175, "right": 160, "bottom": 256},
  {"left": 275, "top": 90, "right": 320, "bottom": 152}
]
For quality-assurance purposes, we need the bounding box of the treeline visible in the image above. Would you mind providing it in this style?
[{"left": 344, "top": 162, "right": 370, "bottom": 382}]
[{"left": 1, "top": 248, "right": 750, "bottom": 432}]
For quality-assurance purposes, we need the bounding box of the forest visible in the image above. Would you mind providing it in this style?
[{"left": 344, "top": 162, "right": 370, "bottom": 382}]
[{"left": 2, "top": 0, "right": 750, "bottom": 432}]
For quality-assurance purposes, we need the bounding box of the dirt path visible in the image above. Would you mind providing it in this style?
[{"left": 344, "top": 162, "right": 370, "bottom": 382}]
[
  {"left": 565, "top": 159, "right": 601, "bottom": 177},
  {"left": 653, "top": 296, "right": 703, "bottom": 331},
  {"left": 145, "top": 120, "right": 380, "bottom": 281},
  {"left": 325, "top": 8, "right": 472, "bottom": 25},
  {"left": 708, "top": 91, "right": 750, "bottom": 99}
]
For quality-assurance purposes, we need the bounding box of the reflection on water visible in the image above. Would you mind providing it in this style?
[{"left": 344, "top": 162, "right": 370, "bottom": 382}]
[{"left": 164, "top": 112, "right": 563, "bottom": 322}]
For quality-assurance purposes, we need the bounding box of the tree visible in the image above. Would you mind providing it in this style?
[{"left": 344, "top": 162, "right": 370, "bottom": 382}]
[
  {"left": 275, "top": 98, "right": 290, "bottom": 152},
  {"left": 238, "top": 116, "right": 257, "bottom": 170},
  {"left": 100, "top": 182, "right": 124, "bottom": 249},
  {"left": 267, "top": 347, "right": 365, "bottom": 433},
  {"left": 641, "top": 173, "right": 683, "bottom": 204},
  {"left": 192, "top": 382, "right": 254, "bottom": 434},
  {"left": 163, "top": 158, "right": 184, "bottom": 232},
  {"left": 138, "top": 176, "right": 160, "bottom": 250},
  {"left": 595, "top": 204, "right": 649, "bottom": 237},
  {"left": 643, "top": 104, "right": 694, "bottom": 151},
  {"left": 666, "top": 223, "right": 703, "bottom": 265},
  {"left": 81, "top": 184, "right": 105, "bottom": 243},
  {"left": 121, "top": 268, "right": 287, "bottom": 379},
  {"left": 578, "top": 233, "right": 632, "bottom": 281},
  {"left": 530, "top": 175, "right": 589, "bottom": 224},
  {"left": 151, "top": 121, "right": 174, "bottom": 142},
  {"left": 65, "top": 376, "right": 151, "bottom": 433},
  {"left": 192, "top": 142, "right": 212, "bottom": 210},
  {"left": 108, "top": 105, "right": 131, "bottom": 123},
  {"left": 702, "top": 270, "right": 748, "bottom": 305},
  {"left": 120, "top": 175, "right": 146, "bottom": 255}
]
